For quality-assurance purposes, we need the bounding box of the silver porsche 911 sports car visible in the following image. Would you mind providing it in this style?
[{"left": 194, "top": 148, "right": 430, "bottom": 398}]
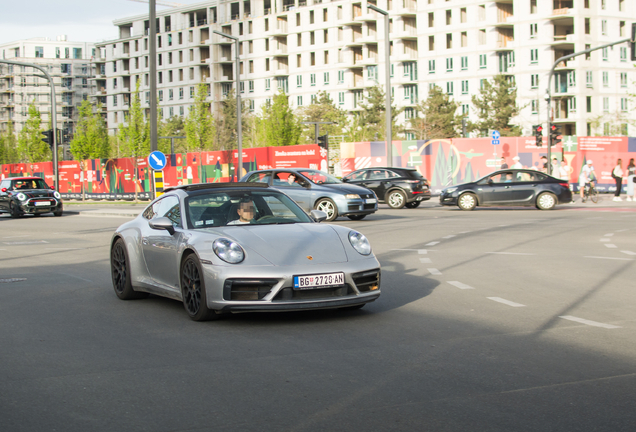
[{"left": 110, "top": 182, "right": 381, "bottom": 321}]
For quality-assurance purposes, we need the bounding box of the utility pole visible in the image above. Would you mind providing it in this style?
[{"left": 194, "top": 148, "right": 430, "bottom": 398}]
[
  {"left": 301, "top": 121, "right": 336, "bottom": 171},
  {"left": 158, "top": 136, "right": 185, "bottom": 154},
  {"left": 1, "top": 60, "right": 58, "bottom": 191},
  {"left": 149, "top": 0, "right": 157, "bottom": 153}
]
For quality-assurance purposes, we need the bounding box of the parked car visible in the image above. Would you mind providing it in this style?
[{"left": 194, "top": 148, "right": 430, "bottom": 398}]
[
  {"left": 0, "top": 177, "right": 63, "bottom": 218},
  {"left": 439, "top": 169, "right": 573, "bottom": 211},
  {"left": 110, "top": 182, "right": 381, "bottom": 321},
  {"left": 240, "top": 168, "right": 378, "bottom": 222},
  {"left": 341, "top": 167, "right": 432, "bottom": 209}
]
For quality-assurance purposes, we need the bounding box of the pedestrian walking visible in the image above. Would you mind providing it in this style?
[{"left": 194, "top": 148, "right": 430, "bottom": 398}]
[
  {"left": 551, "top": 158, "right": 560, "bottom": 176},
  {"left": 511, "top": 156, "right": 522, "bottom": 169},
  {"left": 559, "top": 159, "right": 572, "bottom": 181},
  {"left": 626, "top": 158, "right": 635, "bottom": 202},
  {"left": 500, "top": 157, "right": 508, "bottom": 169},
  {"left": 612, "top": 158, "right": 624, "bottom": 201}
]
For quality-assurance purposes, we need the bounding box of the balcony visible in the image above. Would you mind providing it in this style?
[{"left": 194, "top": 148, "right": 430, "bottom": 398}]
[
  {"left": 551, "top": 34, "right": 575, "bottom": 48},
  {"left": 215, "top": 75, "right": 232, "bottom": 82},
  {"left": 393, "top": 50, "right": 418, "bottom": 61},
  {"left": 273, "top": 66, "right": 289, "bottom": 76},
  {"left": 394, "top": 27, "right": 418, "bottom": 40},
  {"left": 394, "top": 3, "right": 417, "bottom": 16},
  {"left": 265, "top": 20, "right": 288, "bottom": 37},
  {"left": 359, "top": 54, "right": 379, "bottom": 65}
]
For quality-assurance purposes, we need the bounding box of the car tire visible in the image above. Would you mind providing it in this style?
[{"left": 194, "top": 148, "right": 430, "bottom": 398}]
[
  {"left": 387, "top": 190, "right": 407, "bottom": 209},
  {"left": 405, "top": 201, "right": 421, "bottom": 209},
  {"left": 181, "top": 254, "right": 218, "bottom": 321},
  {"left": 315, "top": 198, "right": 338, "bottom": 222},
  {"left": 53, "top": 210, "right": 63, "bottom": 217},
  {"left": 536, "top": 192, "right": 557, "bottom": 210},
  {"left": 111, "top": 238, "right": 148, "bottom": 300},
  {"left": 347, "top": 215, "right": 366, "bottom": 221},
  {"left": 9, "top": 201, "right": 23, "bottom": 218},
  {"left": 457, "top": 193, "right": 477, "bottom": 211}
]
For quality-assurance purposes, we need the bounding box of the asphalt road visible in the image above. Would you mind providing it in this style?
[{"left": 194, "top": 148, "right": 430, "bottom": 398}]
[{"left": 1, "top": 201, "right": 635, "bottom": 431}]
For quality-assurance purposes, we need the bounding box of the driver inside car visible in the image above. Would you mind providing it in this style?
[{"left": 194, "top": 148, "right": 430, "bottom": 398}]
[{"left": 227, "top": 198, "right": 256, "bottom": 225}]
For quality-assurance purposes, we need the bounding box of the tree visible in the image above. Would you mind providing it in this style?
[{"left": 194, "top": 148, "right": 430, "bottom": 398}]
[
  {"left": 159, "top": 115, "right": 186, "bottom": 154},
  {"left": 470, "top": 75, "right": 521, "bottom": 137},
  {"left": 297, "top": 91, "right": 347, "bottom": 144},
  {"left": 357, "top": 84, "right": 403, "bottom": 140},
  {"left": 215, "top": 89, "right": 253, "bottom": 150},
  {"left": 184, "top": 83, "right": 215, "bottom": 152},
  {"left": 117, "top": 79, "right": 149, "bottom": 158},
  {"left": 0, "top": 121, "right": 19, "bottom": 164},
  {"left": 260, "top": 89, "right": 302, "bottom": 147},
  {"left": 409, "top": 85, "right": 461, "bottom": 139},
  {"left": 17, "top": 103, "right": 50, "bottom": 163},
  {"left": 69, "top": 99, "right": 110, "bottom": 161}
]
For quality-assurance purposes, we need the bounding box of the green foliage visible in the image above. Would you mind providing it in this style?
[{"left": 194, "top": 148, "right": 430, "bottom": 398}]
[
  {"left": 297, "top": 91, "right": 347, "bottom": 144},
  {"left": 215, "top": 89, "right": 253, "bottom": 150},
  {"left": 0, "top": 121, "right": 19, "bottom": 164},
  {"left": 117, "top": 79, "right": 149, "bottom": 157},
  {"left": 356, "top": 84, "right": 403, "bottom": 140},
  {"left": 69, "top": 99, "right": 110, "bottom": 161},
  {"left": 184, "top": 83, "right": 215, "bottom": 151},
  {"left": 159, "top": 115, "right": 186, "bottom": 154},
  {"left": 409, "top": 85, "right": 461, "bottom": 139},
  {"left": 17, "top": 103, "right": 51, "bottom": 163},
  {"left": 260, "top": 90, "right": 301, "bottom": 146},
  {"left": 470, "top": 75, "right": 521, "bottom": 137}
]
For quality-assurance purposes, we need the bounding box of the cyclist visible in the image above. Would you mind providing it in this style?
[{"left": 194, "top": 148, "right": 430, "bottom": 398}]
[{"left": 579, "top": 160, "right": 595, "bottom": 201}]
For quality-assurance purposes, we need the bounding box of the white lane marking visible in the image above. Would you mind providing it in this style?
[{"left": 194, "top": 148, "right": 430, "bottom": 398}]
[
  {"left": 428, "top": 268, "right": 442, "bottom": 275},
  {"left": 621, "top": 251, "right": 636, "bottom": 256},
  {"left": 448, "top": 281, "right": 474, "bottom": 290},
  {"left": 389, "top": 249, "right": 436, "bottom": 252},
  {"left": 419, "top": 258, "right": 432, "bottom": 264},
  {"left": 616, "top": 229, "right": 629, "bottom": 232},
  {"left": 584, "top": 256, "right": 633, "bottom": 261},
  {"left": 604, "top": 244, "right": 617, "bottom": 249},
  {"left": 486, "top": 252, "right": 536, "bottom": 256},
  {"left": 2, "top": 235, "right": 31, "bottom": 239},
  {"left": 3, "top": 240, "right": 49, "bottom": 245},
  {"left": 45, "top": 248, "right": 84, "bottom": 251},
  {"left": 600, "top": 238, "right": 610, "bottom": 242},
  {"left": 559, "top": 315, "right": 621, "bottom": 329},
  {"left": 487, "top": 297, "right": 526, "bottom": 308},
  {"left": 604, "top": 233, "right": 614, "bottom": 237},
  {"left": 418, "top": 249, "right": 428, "bottom": 254},
  {"left": 442, "top": 235, "right": 456, "bottom": 239},
  {"left": 426, "top": 241, "right": 440, "bottom": 246},
  {"left": 458, "top": 231, "right": 471, "bottom": 234}
]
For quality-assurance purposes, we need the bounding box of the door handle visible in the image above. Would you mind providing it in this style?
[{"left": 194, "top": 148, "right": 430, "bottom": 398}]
[{"left": 142, "top": 238, "right": 149, "bottom": 245}]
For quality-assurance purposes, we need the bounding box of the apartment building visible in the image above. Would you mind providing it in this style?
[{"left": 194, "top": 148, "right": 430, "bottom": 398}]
[
  {"left": 0, "top": 37, "right": 96, "bottom": 153},
  {"left": 96, "top": 0, "right": 635, "bottom": 138}
]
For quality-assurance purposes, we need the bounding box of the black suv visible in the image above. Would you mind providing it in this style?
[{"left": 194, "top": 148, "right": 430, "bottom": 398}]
[
  {"left": 342, "top": 167, "right": 431, "bottom": 209},
  {"left": 0, "top": 177, "right": 63, "bottom": 218}
]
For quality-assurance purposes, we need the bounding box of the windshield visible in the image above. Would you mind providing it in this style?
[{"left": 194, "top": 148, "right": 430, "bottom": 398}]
[
  {"left": 297, "top": 169, "right": 342, "bottom": 185},
  {"left": 186, "top": 190, "right": 314, "bottom": 228},
  {"left": 11, "top": 179, "right": 49, "bottom": 190}
]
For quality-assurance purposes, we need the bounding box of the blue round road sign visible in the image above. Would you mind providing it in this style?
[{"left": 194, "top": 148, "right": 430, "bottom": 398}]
[{"left": 148, "top": 151, "right": 167, "bottom": 171}]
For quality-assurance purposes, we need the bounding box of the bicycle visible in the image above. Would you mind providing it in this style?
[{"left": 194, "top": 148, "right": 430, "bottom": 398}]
[{"left": 582, "top": 182, "right": 599, "bottom": 203}]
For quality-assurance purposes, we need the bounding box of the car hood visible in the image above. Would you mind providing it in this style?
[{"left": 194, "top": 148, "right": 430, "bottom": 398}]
[
  {"left": 316, "top": 183, "right": 372, "bottom": 195},
  {"left": 213, "top": 223, "right": 348, "bottom": 265},
  {"left": 13, "top": 189, "right": 55, "bottom": 198}
]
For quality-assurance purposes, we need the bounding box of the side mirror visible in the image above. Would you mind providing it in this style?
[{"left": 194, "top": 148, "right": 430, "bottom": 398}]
[
  {"left": 310, "top": 210, "right": 328, "bottom": 222},
  {"left": 342, "top": 178, "right": 349, "bottom": 183},
  {"left": 149, "top": 216, "right": 176, "bottom": 235}
]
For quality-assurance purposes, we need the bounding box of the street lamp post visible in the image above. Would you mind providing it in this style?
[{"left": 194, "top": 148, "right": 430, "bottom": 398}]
[
  {"left": 213, "top": 30, "right": 242, "bottom": 181},
  {"left": 149, "top": 0, "right": 157, "bottom": 154},
  {"left": 158, "top": 136, "right": 186, "bottom": 154},
  {"left": 368, "top": 4, "right": 392, "bottom": 167}
]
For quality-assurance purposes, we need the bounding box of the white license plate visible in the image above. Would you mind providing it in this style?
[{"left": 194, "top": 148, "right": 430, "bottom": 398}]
[
  {"left": 365, "top": 198, "right": 377, "bottom": 204},
  {"left": 293, "top": 272, "right": 345, "bottom": 290},
  {"left": 34, "top": 201, "right": 50, "bottom": 206}
]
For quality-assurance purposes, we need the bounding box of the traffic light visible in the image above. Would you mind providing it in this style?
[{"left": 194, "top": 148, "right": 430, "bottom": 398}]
[
  {"left": 631, "top": 23, "right": 636, "bottom": 62},
  {"left": 317, "top": 133, "right": 329, "bottom": 149},
  {"left": 549, "top": 124, "right": 562, "bottom": 147},
  {"left": 41, "top": 129, "right": 54, "bottom": 149},
  {"left": 532, "top": 125, "right": 543, "bottom": 147}
]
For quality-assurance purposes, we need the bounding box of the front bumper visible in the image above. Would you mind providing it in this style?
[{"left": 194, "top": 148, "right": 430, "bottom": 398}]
[
  {"left": 18, "top": 198, "right": 63, "bottom": 214},
  {"left": 439, "top": 192, "right": 458, "bottom": 206},
  {"left": 202, "top": 258, "right": 381, "bottom": 313},
  {"left": 337, "top": 197, "right": 378, "bottom": 217}
]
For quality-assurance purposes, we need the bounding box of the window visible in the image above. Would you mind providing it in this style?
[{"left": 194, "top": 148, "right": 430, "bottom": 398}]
[
  {"left": 479, "top": 54, "right": 487, "bottom": 69},
  {"left": 310, "top": 73, "right": 316, "bottom": 86},
  {"left": 586, "top": 71, "right": 593, "bottom": 88},
  {"left": 568, "top": 97, "right": 576, "bottom": 113},
  {"left": 338, "top": 92, "right": 345, "bottom": 105},
  {"left": 428, "top": 12, "right": 434, "bottom": 27},
  {"left": 530, "top": 23, "right": 538, "bottom": 38},
  {"left": 249, "top": 100, "right": 255, "bottom": 112},
  {"left": 265, "top": 78, "right": 270, "bottom": 91},
  {"left": 35, "top": 47, "right": 44, "bottom": 58},
  {"left": 338, "top": 70, "right": 345, "bottom": 84},
  {"left": 297, "top": 96, "right": 303, "bottom": 106},
  {"left": 310, "top": 52, "right": 315, "bottom": 66},
  {"left": 478, "top": 29, "right": 486, "bottom": 45},
  {"left": 446, "top": 33, "right": 452, "bottom": 49},
  {"left": 169, "top": 89, "right": 173, "bottom": 100},
  {"left": 568, "top": 71, "right": 576, "bottom": 88},
  {"left": 601, "top": 20, "right": 607, "bottom": 36},
  {"left": 113, "top": 95, "right": 118, "bottom": 106},
  {"left": 404, "top": 107, "right": 416, "bottom": 120},
  {"left": 190, "top": 86, "right": 195, "bottom": 98},
  {"left": 403, "top": 62, "right": 417, "bottom": 80},
  {"left": 586, "top": 96, "right": 592, "bottom": 113},
  {"left": 620, "top": 47, "right": 627, "bottom": 62},
  {"left": 324, "top": 50, "right": 329, "bottom": 64},
  {"left": 265, "top": 58, "right": 270, "bottom": 71},
  {"left": 621, "top": 72, "right": 628, "bottom": 87},
  {"left": 179, "top": 87, "right": 184, "bottom": 99},
  {"left": 584, "top": 18, "right": 590, "bottom": 35},
  {"left": 531, "top": 100, "right": 538, "bottom": 114},
  {"left": 428, "top": 60, "right": 436, "bottom": 74},
  {"left": 446, "top": 10, "right": 452, "bottom": 25},
  {"left": 602, "top": 47, "right": 608, "bottom": 62},
  {"left": 621, "top": 98, "right": 628, "bottom": 112},
  {"left": 478, "top": 4, "right": 486, "bottom": 20},
  {"left": 297, "top": 75, "right": 302, "bottom": 87},
  {"left": 601, "top": 0, "right": 606, "bottom": 10},
  {"left": 603, "top": 97, "right": 609, "bottom": 112},
  {"left": 310, "top": 31, "right": 315, "bottom": 45},
  {"left": 404, "top": 85, "right": 418, "bottom": 103},
  {"left": 73, "top": 48, "right": 82, "bottom": 59},
  {"left": 462, "top": 104, "right": 469, "bottom": 115},
  {"left": 446, "top": 58, "right": 453, "bottom": 72},
  {"left": 461, "top": 8, "right": 467, "bottom": 23},
  {"left": 602, "top": 71, "right": 609, "bottom": 87},
  {"left": 531, "top": 74, "right": 539, "bottom": 89},
  {"left": 297, "top": 54, "right": 302, "bottom": 68},
  {"left": 324, "top": 72, "right": 329, "bottom": 85},
  {"left": 461, "top": 32, "right": 467, "bottom": 48},
  {"left": 310, "top": 10, "right": 314, "bottom": 24},
  {"left": 584, "top": 0, "right": 589, "bottom": 8},
  {"left": 460, "top": 56, "right": 468, "bottom": 71},
  {"left": 249, "top": 80, "right": 254, "bottom": 93},
  {"left": 446, "top": 81, "right": 454, "bottom": 95},
  {"left": 585, "top": 44, "right": 591, "bottom": 60},
  {"left": 461, "top": 80, "right": 469, "bottom": 94},
  {"left": 367, "top": 65, "right": 378, "bottom": 80},
  {"left": 620, "top": 21, "right": 626, "bottom": 37},
  {"left": 530, "top": 0, "right": 537, "bottom": 14},
  {"left": 530, "top": 49, "right": 538, "bottom": 64},
  {"left": 429, "top": 36, "right": 435, "bottom": 51}
]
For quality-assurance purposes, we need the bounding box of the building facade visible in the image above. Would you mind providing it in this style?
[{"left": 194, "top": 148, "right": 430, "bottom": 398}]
[
  {"left": 95, "top": 0, "right": 635, "bottom": 139},
  {"left": 0, "top": 37, "right": 96, "bottom": 155}
]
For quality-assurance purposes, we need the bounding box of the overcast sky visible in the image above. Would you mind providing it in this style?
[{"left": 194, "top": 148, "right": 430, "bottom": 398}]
[{"left": 0, "top": 0, "right": 204, "bottom": 45}]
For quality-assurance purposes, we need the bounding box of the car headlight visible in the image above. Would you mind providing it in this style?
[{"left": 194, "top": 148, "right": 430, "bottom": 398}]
[
  {"left": 445, "top": 187, "right": 458, "bottom": 193},
  {"left": 17, "top": 193, "right": 27, "bottom": 201},
  {"left": 54, "top": 191, "right": 61, "bottom": 199},
  {"left": 213, "top": 238, "right": 245, "bottom": 264},
  {"left": 345, "top": 194, "right": 361, "bottom": 200},
  {"left": 348, "top": 231, "right": 371, "bottom": 255}
]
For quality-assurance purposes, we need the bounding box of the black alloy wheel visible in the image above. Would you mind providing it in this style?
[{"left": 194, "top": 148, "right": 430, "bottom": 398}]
[
  {"left": 10, "top": 201, "right": 23, "bottom": 218},
  {"left": 111, "top": 238, "right": 147, "bottom": 300},
  {"left": 181, "top": 254, "right": 217, "bottom": 321},
  {"left": 387, "top": 190, "right": 407, "bottom": 209},
  {"left": 405, "top": 201, "right": 421, "bottom": 209}
]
